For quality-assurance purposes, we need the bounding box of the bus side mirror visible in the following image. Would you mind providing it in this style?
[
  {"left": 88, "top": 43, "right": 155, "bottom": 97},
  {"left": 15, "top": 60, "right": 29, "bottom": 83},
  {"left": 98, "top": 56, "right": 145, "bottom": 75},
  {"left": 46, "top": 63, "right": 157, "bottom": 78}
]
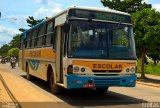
[{"left": 64, "top": 21, "right": 70, "bottom": 33}]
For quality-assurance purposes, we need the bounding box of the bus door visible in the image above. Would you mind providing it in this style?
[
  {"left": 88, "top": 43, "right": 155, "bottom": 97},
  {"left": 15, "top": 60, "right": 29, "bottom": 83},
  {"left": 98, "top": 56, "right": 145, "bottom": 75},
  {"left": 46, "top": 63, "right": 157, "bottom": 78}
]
[{"left": 55, "top": 25, "right": 64, "bottom": 83}]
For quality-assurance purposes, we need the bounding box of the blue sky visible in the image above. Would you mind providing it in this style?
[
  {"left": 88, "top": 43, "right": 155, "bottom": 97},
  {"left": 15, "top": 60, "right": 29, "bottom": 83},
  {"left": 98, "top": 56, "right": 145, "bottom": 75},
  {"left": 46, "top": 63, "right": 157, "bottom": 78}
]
[{"left": 0, "top": 0, "right": 160, "bottom": 47}]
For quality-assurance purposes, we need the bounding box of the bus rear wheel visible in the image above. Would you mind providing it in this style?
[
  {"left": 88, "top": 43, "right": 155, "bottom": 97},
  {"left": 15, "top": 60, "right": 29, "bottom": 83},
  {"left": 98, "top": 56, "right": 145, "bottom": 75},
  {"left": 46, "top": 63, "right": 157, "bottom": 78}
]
[
  {"left": 96, "top": 87, "right": 109, "bottom": 94},
  {"left": 49, "top": 72, "right": 63, "bottom": 94}
]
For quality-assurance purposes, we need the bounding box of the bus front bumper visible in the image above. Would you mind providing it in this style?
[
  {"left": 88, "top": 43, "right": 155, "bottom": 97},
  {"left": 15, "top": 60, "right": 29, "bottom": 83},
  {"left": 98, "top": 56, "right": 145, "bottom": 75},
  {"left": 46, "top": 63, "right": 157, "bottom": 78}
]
[{"left": 66, "top": 74, "right": 137, "bottom": 89}]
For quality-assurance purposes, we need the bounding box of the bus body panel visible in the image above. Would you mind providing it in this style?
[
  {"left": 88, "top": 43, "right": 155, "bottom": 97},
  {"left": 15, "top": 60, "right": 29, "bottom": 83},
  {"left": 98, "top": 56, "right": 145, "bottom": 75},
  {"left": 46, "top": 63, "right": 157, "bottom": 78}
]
[
  {"left": 55, "top": 12, "right": 67, "bottom": 26},
  {"left": 22, "top": 47, "right": 56, "bottom": 81}
]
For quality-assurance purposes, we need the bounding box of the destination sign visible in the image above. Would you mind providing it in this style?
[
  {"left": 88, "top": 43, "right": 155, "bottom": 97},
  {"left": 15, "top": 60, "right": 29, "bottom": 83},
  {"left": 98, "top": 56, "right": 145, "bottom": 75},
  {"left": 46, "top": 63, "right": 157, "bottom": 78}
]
[{"left": 68, "top": 9, "right": 131, "bottom": 23}]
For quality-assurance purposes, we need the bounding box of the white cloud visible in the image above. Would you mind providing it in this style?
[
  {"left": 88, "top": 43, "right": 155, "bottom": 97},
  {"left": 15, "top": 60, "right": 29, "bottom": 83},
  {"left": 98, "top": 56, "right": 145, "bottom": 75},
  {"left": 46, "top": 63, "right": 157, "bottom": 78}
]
[
  {"left": 33, "top": 0, "right": 48, "bottom": 4},
  {"left": 7, "top": 14, "right": 28, "bottom": 25},
  {"left": 0, "top": 0, "right": 62, "bottom": 47},
  {"left": 0, "top": 25, "right": 20, "bottom": 35},
  {"left": 143, "top": 0, "right": 160, "bottom": 11},
  {"left": 0, "top": 25, "right": 21, "bottom": 47},
  {"left": 33, "top": 0, "right": 62, "bottom": 18},
  {"left": 143, "top": 0, "right": 149, "bottom": 3},
  {"left": 33, "top": 0, "right": 43, "bottom": 3},
  {"left": 153, "top": 4, "right": 160, "bottom": 11}
]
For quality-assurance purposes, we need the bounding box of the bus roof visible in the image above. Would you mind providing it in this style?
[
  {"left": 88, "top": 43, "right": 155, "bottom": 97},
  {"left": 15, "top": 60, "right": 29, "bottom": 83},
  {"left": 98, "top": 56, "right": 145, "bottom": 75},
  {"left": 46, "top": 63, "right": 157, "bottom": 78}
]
[
  {"left": 48, "top": 6, "right": 130, "bottom": 20},
  {"left": 21, "top": 20, "right": 47, "bottom": 35},
  {"left": 21, "top": 6, "right": 130, "bottom": 36},
  {"left": 69, "top": 6, "right": 130, "bottom": 15}
]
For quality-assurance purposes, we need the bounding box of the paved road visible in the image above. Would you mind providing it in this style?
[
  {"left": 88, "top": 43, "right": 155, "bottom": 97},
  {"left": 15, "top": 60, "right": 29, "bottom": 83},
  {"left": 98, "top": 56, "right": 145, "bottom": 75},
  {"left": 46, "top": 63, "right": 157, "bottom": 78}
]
[{"left": 0, "top": 63, "right": 160, "bottom": 108}]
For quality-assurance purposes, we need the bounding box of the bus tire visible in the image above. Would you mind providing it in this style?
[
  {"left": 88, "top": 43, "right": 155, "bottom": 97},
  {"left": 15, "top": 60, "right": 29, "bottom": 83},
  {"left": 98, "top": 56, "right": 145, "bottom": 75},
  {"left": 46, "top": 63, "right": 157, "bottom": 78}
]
[
  {"left": 96, "top": 87, "right": 109, "bottom": 94},
  {"left": 49, "top": 71, "right": 63, "bottom": 94},
  {"left": 26, "top": 64, "right": 33, "bottom": 80}
]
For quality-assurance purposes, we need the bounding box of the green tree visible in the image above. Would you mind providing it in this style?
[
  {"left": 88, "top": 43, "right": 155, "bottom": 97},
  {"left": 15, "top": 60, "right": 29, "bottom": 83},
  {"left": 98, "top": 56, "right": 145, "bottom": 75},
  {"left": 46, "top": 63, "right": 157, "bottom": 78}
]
[
  {"left": 9, "top": 34, "right": 20, "bottom": 48},
  {"left": 0, "top": 44, "right": 10, "bottom": 57},
  {"left": 132, "top": 9, "right": 160, "bottom": 78},
  {"left": 19, "top": 16, "right": 44, "bottom": 32},
  {"left": 19, "top": 28, "right": 27, "bottom": 32},
  {"left": 101, "top": 0, "right": 152, "bottom": 13},
  {"left": 26, "top": 16, "right": 44, "bottom": 27},
  {"left": 8, "top": 48, "right": 19, "bottom": 57}
]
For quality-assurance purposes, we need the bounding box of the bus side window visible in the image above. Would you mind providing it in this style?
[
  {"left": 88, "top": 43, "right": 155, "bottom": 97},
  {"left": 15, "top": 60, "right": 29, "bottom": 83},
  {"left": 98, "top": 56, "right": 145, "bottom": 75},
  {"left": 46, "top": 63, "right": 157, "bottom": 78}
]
[
  {"left": 37, "top": 24, "right": 46, "bottom": 47},
  {"left": 31, "top": 28, "right": 38, "bottom": 48},
  {"left": 26, "top": 31, "right": 32, "bottom": 49},
  {"left": 29, "top": 31, "right": 33, "bottom": 48},
  {"left": 53, "top": 26, "right": 57, "bottom": 49},
  {"left": 34, "top": 28, "right": 39, "bottom": 47},
  {"left": 45, "top": 20, "right": 54, "bottom": 46}
]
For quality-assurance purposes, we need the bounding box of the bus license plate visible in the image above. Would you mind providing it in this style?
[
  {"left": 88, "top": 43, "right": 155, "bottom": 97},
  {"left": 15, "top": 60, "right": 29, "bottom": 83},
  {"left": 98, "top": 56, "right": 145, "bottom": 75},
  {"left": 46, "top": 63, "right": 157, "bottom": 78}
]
[{"left": 83, "top": 83, "right": 95, "bottom": 88}]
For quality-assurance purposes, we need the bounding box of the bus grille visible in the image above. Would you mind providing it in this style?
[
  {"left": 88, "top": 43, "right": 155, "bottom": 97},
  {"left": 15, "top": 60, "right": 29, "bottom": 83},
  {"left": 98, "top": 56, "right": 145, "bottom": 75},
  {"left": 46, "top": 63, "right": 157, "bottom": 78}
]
[{"left": 94, "top": 78, "right": 120, "bottom": 87}]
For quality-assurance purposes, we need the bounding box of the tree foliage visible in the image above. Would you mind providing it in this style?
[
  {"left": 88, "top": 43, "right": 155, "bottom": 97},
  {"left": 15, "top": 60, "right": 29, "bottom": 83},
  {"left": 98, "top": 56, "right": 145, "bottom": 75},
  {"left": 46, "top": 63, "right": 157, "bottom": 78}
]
[
  {"left": 132, "top": 9, "right": 160, "bottom": 78},
  {"left": 0, "top": 44, "right": 10, "bottom": 57},
  {"left": 19, "top": 28, "right": 27, "bottom": 32},
  {"left": 0, "top": 34, "right": 20, "bottom": 57},
  {"left": 9, "top": 34, "right": 20, "bottom": 48},
  {"left": 132, "top": 9, "right": 160, "bottom": 52},
  {"left": 26, "top": 16, "right": 44, "bottom": 27},
  {"left": 101, "top": 0, "right": 152, "bottom": 13},
  {"left": 8, "top": 48, "right": 19, "bottom": 57},
  {"left": 19, "top": 16, "right": 44, "bottom": 32}
]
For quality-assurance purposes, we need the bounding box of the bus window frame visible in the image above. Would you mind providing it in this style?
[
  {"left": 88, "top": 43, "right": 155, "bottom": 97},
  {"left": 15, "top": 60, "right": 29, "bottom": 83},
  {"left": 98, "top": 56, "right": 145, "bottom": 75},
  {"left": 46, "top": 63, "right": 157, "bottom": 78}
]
[
  {"left": 31, "top": 28, "right": 38, "bottom": 48},
  {"left": 43, "top": 20, "right": 55, "bottom": 47},
  {"left": 36, "top": 24, "right": 46, "bottom": 48},
  {"left": 26, "top": 30, "right": 33, "bottom": 49}
]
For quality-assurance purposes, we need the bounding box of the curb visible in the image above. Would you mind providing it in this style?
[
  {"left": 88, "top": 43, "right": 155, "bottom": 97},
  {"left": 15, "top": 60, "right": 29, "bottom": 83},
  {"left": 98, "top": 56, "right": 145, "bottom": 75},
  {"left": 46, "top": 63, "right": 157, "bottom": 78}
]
[{"left": 137, "top": 81, "right": 160, "bottom": 88}]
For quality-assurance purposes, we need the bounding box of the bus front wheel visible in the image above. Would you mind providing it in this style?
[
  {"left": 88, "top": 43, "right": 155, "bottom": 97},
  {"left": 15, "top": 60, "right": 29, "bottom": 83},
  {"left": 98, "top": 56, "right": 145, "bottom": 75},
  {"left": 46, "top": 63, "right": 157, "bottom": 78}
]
[
  {"left": 96, "top": 87, "right": 109, "bottom": 94},
  {"left": 49, "top": 72, "right": 62, "bottom": 94}
]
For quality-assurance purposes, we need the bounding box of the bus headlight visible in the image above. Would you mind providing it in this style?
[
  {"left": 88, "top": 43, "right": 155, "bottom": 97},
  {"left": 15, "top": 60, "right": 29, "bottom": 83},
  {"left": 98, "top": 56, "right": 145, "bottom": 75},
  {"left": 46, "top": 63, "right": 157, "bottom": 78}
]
[
  {"left": 74, "top": 66, "right": 79, "bottom": 72},
  {"left": 81, "top": 68, "right": 85, "bottom": 72},
  {"left": 131, "top": 67, "right": 135, "bottom": 72},
  {"left": 126, "top": 68, "right": 130, "bottom": 72}
]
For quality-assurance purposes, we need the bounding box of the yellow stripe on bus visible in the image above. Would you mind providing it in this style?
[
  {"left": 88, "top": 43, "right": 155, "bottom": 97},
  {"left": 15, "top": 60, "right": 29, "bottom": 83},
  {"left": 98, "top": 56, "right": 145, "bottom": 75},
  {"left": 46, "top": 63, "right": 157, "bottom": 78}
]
[
  {"left": 73, "top": 60, "right": 136, "bottom": 70},
  {"left": 19, "top": 48, "right": 56, "bottom": 60}
]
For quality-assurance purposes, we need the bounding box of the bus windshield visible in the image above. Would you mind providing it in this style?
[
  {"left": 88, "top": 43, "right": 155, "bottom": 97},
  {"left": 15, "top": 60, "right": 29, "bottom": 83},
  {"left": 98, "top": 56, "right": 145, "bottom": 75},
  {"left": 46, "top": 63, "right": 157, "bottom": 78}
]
[{"left": 68, "top": 20, "right": 136, "bottom": 60}]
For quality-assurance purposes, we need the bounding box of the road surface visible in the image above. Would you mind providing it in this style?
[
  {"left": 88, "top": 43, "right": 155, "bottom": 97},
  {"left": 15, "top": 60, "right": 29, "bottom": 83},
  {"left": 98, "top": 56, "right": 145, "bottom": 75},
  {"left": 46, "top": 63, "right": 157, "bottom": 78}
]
[{"left": 0, "top": 63, "right": 160, "bottom": 108}]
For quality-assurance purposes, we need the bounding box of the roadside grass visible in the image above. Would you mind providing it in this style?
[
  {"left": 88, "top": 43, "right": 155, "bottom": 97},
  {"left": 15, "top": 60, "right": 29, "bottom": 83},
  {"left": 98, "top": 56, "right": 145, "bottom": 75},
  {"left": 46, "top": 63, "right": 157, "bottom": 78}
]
[{"left": 137, "top": 59, "right": 160, "bottom": 76}]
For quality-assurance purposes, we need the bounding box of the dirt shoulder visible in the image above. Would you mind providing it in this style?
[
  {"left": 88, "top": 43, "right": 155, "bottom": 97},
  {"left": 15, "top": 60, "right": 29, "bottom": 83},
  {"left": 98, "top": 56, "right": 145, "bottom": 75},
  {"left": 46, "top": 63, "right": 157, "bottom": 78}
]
[{"left": 136, "top": 74, "right": 160, "bottom": 88}]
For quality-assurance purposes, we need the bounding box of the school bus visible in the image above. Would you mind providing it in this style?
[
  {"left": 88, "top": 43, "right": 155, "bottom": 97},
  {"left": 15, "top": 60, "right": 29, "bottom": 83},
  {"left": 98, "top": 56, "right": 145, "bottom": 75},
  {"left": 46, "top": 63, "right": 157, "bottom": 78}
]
[{"left": 19, "top": 6, "right": 137, "bottom": 94}]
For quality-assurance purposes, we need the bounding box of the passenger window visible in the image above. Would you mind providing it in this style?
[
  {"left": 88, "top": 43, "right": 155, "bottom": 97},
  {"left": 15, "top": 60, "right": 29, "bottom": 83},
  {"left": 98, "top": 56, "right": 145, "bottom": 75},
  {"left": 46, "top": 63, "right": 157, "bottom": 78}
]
[
  {"left": 26, "top": 31, "right": 32, "bottom": 48},
  {"left": 31, "top": 29, "right": 38, "bottom": 48},
  {"left": 45, "top": 21, "right": 54, "bottom": 46},
  {"left": 37, "top": 24, "right": 46, "bottom": 47}
]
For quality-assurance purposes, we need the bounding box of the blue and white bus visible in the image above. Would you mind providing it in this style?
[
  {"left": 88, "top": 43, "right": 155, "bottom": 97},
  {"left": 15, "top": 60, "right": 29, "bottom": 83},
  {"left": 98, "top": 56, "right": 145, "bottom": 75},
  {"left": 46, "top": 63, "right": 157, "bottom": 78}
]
[{"left": 19, "top": 6, "right": 137, "bottom": 94}]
